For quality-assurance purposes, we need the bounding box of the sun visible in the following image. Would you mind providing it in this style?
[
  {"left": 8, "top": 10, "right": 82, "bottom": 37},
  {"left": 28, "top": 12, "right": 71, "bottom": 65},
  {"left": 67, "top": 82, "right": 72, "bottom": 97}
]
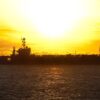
[
  {"left": 18, "top": 0, "right": 88, "bottom": 40},
  {"left": 41, "top": 30, "right": 63, "bottom": 39}
]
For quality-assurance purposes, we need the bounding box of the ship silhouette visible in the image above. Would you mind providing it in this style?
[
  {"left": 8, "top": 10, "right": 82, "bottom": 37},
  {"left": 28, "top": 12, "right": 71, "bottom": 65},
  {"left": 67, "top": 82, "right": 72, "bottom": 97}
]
[{"left": 0, "top": 38, "right": 100, "bottom": 65}]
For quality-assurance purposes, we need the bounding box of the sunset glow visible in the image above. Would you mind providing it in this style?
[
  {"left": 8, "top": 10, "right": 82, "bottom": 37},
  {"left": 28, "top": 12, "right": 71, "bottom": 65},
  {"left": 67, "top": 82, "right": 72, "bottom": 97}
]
[{"left": 0, "top": 0, "right": 100, "bottom": 55}]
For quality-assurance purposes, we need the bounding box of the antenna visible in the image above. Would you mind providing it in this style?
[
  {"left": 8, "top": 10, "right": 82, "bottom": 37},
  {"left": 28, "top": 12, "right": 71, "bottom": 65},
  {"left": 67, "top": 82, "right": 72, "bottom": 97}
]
[
  {"left": 12, "top": 47, "right": 16, "bottom": 55},
  {"left": 22, "top": 37, "right": 26, "bottom": 48},
  {"left": 99, "top": 47, "right": 100, "bottom": 56}
]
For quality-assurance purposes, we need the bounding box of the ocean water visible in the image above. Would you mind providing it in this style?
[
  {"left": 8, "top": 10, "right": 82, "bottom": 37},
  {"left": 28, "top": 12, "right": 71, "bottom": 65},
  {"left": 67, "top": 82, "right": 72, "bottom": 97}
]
[{"left": 0, "top": 65, "right": 100, "bottom": 100}]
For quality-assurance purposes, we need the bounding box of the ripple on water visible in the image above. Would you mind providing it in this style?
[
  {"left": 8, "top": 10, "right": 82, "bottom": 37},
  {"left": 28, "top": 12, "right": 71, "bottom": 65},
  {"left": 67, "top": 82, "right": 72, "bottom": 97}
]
[{"left": 0, "top": 65, "right": 99, "bottom": 100}]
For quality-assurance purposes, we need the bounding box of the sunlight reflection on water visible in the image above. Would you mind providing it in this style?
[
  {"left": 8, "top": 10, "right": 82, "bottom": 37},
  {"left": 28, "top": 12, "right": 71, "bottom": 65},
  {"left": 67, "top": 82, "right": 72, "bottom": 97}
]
[{"left": 0, "top": 65, "right": 100, "bottom": 100}]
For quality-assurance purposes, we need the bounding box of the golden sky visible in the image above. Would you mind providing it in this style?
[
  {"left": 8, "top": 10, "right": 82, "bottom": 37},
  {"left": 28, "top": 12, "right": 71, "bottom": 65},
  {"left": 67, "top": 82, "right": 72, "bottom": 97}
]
[{"left": 0, "top": 0, "right": 100, "bottom": 55}]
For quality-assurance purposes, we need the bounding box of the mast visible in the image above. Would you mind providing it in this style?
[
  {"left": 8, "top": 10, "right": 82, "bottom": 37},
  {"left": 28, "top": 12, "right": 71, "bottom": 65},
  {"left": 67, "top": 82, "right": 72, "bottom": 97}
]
[
  {"left": 99, "top": 47, "right": 100, "bottom": 56},
  {"left": 12, "top": 47, "right": 16, "bottom": 56},
  {"left": 22, "top": 37, "right": 26, "bottom": 48}
]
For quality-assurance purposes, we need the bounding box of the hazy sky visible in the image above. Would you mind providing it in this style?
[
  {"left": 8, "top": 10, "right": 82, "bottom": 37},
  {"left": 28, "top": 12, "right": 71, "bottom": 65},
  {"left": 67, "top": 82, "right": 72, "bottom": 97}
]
[{"left": 0, "top": 0, "right": 100, "bottom": 55}]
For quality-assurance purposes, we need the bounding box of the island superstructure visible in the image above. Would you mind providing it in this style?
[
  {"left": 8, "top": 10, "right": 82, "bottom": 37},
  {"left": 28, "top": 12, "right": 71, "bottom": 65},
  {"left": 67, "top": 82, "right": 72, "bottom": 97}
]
[{"left": 11, "top": 38, "right": 31, "bottom": 64}]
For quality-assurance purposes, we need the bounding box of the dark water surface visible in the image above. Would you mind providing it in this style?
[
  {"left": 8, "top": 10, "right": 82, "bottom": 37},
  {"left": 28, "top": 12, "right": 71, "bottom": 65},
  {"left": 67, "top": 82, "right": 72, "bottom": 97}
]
[{"left": 0, "top": 65, "right": 100, "bottom": 100}]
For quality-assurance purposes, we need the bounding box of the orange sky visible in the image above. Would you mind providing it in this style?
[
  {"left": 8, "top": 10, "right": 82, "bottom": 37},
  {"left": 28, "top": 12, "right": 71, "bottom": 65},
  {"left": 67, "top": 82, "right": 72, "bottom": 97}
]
[{"left": 0, "top": 0, "right": 100, "bottom": 55}]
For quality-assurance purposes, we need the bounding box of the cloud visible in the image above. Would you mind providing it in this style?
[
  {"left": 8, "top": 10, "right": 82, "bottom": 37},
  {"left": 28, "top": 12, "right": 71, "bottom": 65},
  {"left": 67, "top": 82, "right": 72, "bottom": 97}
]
[{"left": 0, "top": 22, "right": 17, "bottom": 33}]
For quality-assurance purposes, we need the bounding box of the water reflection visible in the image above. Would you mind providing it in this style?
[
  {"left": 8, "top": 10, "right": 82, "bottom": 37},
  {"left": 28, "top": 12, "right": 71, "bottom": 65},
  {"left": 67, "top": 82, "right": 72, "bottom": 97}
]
[
  {"left": 49, "top": 66, "right": 64, "bottom": 82},
  {"left": 33, "top": 65, "right": 100, "bottom": 99},
  {"left": 39, "top": 66, "right": 64, "bottom": 85},
  {"left": 0, "top": 65, "right": 100, "bottom": 99},
  {"left": 35, "top": 65, "right": 65, "bottom": 99},
  {"left": 49, "top": 66, "right": 63, "bottom": 76}
]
